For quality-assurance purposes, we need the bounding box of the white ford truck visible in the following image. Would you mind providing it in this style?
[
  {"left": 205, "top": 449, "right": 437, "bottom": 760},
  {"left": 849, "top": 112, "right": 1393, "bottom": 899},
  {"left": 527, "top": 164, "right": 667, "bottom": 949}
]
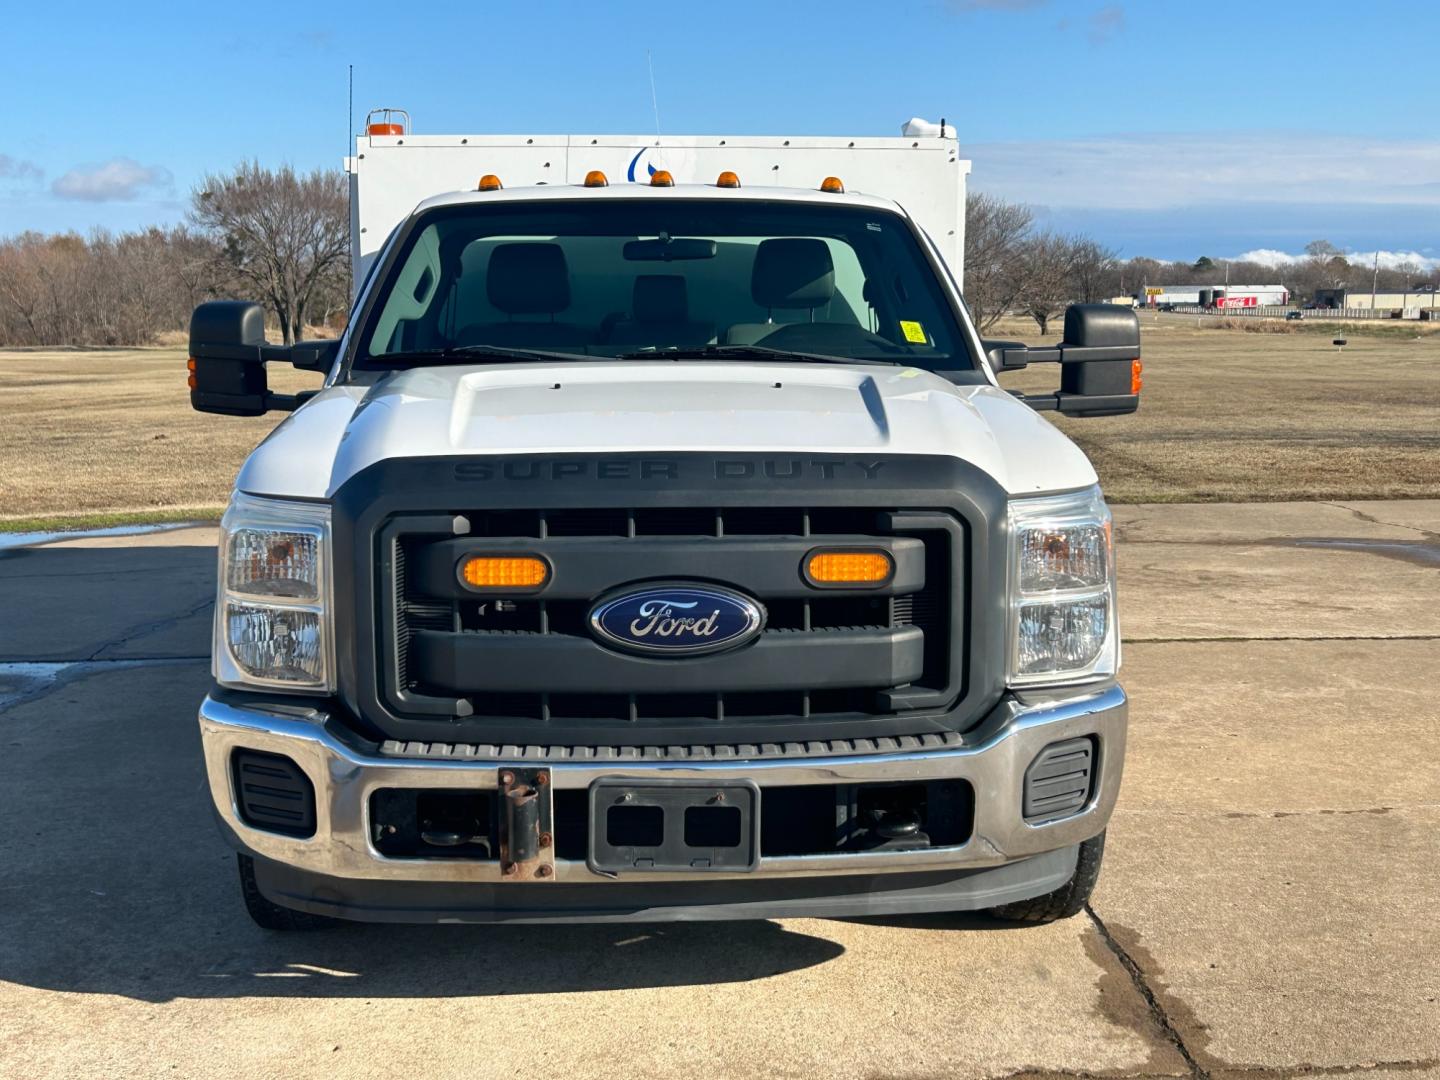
[{"left": 189, "top": 116, "right": 1140, "bottom": 928}]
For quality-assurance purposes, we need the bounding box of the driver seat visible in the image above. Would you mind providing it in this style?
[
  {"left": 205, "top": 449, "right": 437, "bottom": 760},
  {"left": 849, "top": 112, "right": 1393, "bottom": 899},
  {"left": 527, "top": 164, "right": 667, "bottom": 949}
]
[{"left": 725, "top": 238, "right": 835, "bottom": 345}]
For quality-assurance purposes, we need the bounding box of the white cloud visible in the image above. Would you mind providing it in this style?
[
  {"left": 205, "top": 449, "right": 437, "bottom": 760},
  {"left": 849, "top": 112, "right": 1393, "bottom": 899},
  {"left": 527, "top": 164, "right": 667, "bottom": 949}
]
[
  {"left": 51, "top": 157, "right": 172, "bottom": 202},
  {"left": 1088, "top": 5, "right": 1125, "bottom": 44},
  {"left": 0, "top": 154, "right": 43, "bottom": 181},
  {"left": 1234, "top": 248, "right": 1440, "bottom": 272},
  {"left": 967, "top": 132, "right": 1440, "bottom": 210}
]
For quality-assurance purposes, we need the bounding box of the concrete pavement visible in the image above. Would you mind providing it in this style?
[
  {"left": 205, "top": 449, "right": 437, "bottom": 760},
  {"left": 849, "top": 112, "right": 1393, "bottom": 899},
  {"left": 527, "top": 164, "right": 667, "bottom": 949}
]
[{"left": 0, "top": 502, "right": 1437, "bottom": 1079}]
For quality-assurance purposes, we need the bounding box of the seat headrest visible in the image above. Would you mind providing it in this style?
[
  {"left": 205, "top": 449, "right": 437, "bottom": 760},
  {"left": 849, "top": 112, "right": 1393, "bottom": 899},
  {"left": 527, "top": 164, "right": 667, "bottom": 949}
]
[
  {"left": 751, "top": 238, "right": 835, "bottom": 310},
  {"left": 486, "top": 243, "right": 570, "bottom": 315},
  {"left": 632, "top": 275, "right": 688, "bottom": 323}
]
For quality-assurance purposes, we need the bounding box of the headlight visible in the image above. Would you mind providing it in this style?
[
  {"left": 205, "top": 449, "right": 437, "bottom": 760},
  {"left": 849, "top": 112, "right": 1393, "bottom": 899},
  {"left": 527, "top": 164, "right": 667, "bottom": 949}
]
[
  {"left": 214, "top": 493, "right": 334, "bottom": 692},
  {"left": 1007, "top": 487, "right": 1118, "bottom": 687}
]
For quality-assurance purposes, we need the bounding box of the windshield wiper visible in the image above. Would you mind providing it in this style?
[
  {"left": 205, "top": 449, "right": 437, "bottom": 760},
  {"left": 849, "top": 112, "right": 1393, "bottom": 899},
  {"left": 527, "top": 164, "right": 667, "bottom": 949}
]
[
  {"left": 375, "top": 344, "right": 595, "bottom": 364},
  {"left": 613, "top": 344, "right": 904, "bottom": 366}
]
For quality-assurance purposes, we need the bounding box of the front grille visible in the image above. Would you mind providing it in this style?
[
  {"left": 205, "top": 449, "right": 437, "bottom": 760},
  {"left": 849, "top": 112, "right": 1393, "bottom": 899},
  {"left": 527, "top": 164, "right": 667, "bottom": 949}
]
[{"left": 381, "top": 505, "right": 962, "bottom": 736}]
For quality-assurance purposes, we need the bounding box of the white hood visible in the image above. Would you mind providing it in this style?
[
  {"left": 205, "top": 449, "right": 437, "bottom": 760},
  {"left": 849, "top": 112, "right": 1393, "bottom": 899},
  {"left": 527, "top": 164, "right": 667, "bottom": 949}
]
[{"left": 236, "top": 362, "right": 1097, "bottom": 500}]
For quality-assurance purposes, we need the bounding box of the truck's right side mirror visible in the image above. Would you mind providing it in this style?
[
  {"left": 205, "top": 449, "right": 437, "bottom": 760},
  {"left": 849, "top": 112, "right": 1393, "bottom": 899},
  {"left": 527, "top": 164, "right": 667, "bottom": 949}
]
[
  {"left": 189, "top": 301, "right": 273, "bottom": 416},
  {"left": 189, "top": 301, "right": 337, "bottom": 416}
]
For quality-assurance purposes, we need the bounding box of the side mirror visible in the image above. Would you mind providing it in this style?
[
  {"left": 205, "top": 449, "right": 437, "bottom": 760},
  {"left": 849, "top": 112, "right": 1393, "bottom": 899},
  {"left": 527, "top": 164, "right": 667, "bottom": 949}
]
[
  {"left": 188, "top": 300, "right": 339, "bottom": 416},
  {"left": 1057, "top": 304, "right": 1142, "bottom": 417},
  {"left": 987, "top": 304, "right": 1141, "bottom": 418}
]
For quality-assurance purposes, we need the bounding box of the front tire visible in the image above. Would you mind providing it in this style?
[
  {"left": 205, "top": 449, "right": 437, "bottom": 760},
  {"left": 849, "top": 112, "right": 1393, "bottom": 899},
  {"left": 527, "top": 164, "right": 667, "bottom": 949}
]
[
  {"left": 987, "top": 831, "right": 1105, "bottom": 923},
  {"left": 237, "top": 854, "right": 340, "bottom": 931}
]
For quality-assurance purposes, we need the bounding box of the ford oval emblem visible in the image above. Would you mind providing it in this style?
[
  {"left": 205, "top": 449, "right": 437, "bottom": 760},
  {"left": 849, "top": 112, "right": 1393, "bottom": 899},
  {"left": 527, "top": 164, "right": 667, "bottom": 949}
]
[{"left": 589, "top": 584, "right": 765, "bottom": 657}]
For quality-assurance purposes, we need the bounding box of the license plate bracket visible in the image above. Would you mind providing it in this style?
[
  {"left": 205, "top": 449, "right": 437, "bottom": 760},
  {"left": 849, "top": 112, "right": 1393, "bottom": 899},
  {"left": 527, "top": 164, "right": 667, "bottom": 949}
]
[{"left": 587, "top": 778, "right": 760, "bottom": 873}]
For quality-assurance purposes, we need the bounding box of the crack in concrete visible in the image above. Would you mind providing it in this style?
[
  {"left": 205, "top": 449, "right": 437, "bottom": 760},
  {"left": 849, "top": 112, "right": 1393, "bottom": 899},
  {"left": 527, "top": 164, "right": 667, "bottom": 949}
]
[
  {"left": 1085, "top": 907, "right": 1210, "bottom": 1080},
  {"left": 86, "top": 596, "right": 213, "bottom": 661},
  {"left": 1324, "top": 502, "right": 1440, "bottom": 543}
]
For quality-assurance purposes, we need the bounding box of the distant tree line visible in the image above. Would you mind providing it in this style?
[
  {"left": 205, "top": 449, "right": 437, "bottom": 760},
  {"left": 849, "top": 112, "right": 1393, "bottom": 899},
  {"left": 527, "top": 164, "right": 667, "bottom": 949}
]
[
  {"left": 3, "top": 175, "right": 1437, "bottom": 347},
  {"left": 964, "top": 195, "right": 1440, "bottom": 333},
  {"left": 0, "top": 163, "right": 349, "bottom": 347}
]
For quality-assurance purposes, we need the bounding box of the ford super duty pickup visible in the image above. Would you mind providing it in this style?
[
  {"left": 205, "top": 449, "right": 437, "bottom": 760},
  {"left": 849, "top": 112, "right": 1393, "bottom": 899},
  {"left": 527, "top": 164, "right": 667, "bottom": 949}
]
[{"left": 187, "top": 121, "right": 1139, "bottom": 927}]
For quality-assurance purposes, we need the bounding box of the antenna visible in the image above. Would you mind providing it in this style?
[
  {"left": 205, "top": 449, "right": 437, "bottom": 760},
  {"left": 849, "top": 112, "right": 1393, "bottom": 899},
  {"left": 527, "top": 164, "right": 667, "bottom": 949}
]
[{"left": 647, "top": 50, "right": 661, "bottom": 137}]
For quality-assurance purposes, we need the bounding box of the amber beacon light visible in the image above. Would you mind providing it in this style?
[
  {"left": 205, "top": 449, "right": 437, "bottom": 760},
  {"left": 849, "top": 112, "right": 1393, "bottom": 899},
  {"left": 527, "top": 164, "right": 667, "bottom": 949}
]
[
  {"left": 477, "top": 174, "right": 504, "bottom": 191},
  {"left": 806, "top": 550, "right": 893, "bottom": 585},
  {"left": 461, "top": 556, "right": 549, "bottom": 589}
]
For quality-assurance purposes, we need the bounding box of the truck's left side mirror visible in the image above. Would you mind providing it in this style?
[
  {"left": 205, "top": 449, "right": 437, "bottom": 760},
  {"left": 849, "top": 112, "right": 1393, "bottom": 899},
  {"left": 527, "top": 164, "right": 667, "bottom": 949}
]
[
  {"left": 189, "top": 301, "right": 338, "bottom": 416},
  {"left": 1057, "top": 304, "right": 1142, "bottom": 417},
  {"left": 990, "top": 304, "right": 1141, "bottom": 418}
]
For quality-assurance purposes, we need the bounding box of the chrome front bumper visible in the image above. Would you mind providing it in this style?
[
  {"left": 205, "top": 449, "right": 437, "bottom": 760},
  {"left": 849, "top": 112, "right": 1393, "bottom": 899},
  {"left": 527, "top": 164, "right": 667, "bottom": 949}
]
[{"left": 199, "top": 685, "right": 1126, "bottom": 885}]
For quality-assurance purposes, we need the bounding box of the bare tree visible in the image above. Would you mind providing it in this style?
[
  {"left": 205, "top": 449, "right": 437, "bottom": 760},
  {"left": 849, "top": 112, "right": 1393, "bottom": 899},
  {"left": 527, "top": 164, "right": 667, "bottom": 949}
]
[
  {"left": 1015, "top": 231, "right": 1080, "bottom": 335},
  {"left": 1068, "top": 238, "right": 1120, "bottom": 304},
  {"left": 964, "top": 193, "right": 1034, "bottom": 331},
  {"left": 190, "top": 162, "right": 349, "bottom": 344}
]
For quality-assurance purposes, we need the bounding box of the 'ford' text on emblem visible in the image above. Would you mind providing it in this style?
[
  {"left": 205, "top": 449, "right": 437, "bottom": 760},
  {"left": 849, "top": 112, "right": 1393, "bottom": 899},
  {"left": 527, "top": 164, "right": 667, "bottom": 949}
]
[{"left": 589, "top": 584, "right": 765, "bottom": 657}]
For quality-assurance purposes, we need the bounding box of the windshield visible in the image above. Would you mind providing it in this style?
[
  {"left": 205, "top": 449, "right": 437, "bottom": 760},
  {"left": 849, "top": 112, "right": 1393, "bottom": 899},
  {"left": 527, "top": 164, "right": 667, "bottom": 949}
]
[{"left": 354, "top": 199, "right": 973, "bottom": 369}]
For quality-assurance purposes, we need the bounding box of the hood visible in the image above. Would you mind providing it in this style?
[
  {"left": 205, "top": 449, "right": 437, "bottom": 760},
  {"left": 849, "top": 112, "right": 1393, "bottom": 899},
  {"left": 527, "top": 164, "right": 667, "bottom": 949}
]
[{"left": 236, "top": 362, "right": 1096, "bottom": 500}]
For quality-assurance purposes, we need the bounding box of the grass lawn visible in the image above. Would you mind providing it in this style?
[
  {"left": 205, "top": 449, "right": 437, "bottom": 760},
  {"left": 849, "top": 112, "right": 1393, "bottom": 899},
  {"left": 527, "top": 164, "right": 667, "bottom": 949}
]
[{"left": 1, "top": 317, "right": 1437, "bottom": 527}]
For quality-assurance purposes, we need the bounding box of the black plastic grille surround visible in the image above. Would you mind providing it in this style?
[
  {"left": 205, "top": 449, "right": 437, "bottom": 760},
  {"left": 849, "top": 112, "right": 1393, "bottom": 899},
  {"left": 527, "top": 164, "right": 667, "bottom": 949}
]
[
  {"left": 330, "top": 453, "right": 1011, "bottom": 747},
  {"left": 386, "top": 505, "right": 955, "bottom": 731}
]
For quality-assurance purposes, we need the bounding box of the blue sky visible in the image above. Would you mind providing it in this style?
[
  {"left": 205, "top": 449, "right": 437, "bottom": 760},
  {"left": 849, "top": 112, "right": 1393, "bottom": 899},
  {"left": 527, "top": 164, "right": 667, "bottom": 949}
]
[{"left": 3, "top": 0, "right": 1437, "bottom": 266}]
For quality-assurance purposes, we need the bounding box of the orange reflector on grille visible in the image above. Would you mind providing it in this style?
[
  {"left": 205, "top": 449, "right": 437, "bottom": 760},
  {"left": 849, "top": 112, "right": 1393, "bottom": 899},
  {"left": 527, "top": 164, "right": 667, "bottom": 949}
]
[
  {"left": 1131, "top": 359, "right": 1144, "bottom": 394},
  {"left": 461, "top": 556, "right": 549, "bottom": 589},
  {"left": 806, "top": 550, "right": 893, "bottom": 585}
]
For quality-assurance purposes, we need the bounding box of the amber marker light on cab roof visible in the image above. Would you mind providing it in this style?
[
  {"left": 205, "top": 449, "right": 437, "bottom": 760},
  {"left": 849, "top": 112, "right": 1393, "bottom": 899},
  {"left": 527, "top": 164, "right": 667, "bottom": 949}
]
[
  {"left": 819, "top": 176, "right": 845, "bottom": 193},
  {"left": 461, "top": 556, "right": 549, "bottom": 590},
  {"left": 650, "top": 170, "right": 675, "bottom": 187},
  {"left": 477, "top": 174, "right": 503, "bottom": 191},
  {"left": 583, "top": 170, "right": 609, "bottom": 187},
  {"left": 716, "top": 170, "right": 741, "bottom": 188},
  {"left": 805, "top": 550, "right": 893, "bottom": 587}
]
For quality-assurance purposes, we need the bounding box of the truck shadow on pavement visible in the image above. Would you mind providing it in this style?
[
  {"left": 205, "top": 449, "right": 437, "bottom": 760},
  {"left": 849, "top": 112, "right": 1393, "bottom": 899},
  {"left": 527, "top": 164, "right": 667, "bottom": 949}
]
[{"left": 0, "top": 541, "right": 847, "bottom": 1004}]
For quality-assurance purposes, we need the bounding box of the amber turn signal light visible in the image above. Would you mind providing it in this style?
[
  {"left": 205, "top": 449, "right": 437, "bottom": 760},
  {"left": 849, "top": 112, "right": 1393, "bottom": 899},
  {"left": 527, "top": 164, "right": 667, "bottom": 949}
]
[
  {"left": 806, "top": 550, "right": 893, "bottom": 586},
  {"left": 461, "top": 556, "right": 549, "bottom": 589},
  {"left": 583, "top": 170, "right": 609, "bottom": 188},
  {"left": 649, "top": 169, "right": 675, "bottom": 187},
  {"left": 477, "top": 174, "right": 503, "bottom": 191},
  {"left": 819, "top": 176, "right": 845, "bottom": 193},
  {"left": 1131, "top": 359, "right": 1144, "bottom": 394}
]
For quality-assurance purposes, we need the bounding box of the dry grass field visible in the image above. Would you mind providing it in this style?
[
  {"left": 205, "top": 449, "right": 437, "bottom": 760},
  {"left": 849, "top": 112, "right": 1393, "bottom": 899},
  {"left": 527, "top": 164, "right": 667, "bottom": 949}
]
[
  {"left": 1, "top": 316, "right": 1437, "bottom": 527},
  {"left": 998, "top": 313, "right": 1440, "bottom": 502}
]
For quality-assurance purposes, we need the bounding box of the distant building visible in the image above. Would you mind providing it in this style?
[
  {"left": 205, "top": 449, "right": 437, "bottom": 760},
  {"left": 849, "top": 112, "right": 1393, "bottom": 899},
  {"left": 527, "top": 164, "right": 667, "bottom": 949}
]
[
  {"left": 1138, "top": 284, "right": 1289, "bottom": 308},
  {"left": 1314, "top": 286, "right": 1439, "bottom": 311}
]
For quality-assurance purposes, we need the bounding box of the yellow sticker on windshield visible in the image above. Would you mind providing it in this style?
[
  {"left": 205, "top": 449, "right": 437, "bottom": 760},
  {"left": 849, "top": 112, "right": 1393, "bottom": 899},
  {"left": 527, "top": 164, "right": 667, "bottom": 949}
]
[{"left": 899, "top": 320, "right": 928, "bottom": 344}]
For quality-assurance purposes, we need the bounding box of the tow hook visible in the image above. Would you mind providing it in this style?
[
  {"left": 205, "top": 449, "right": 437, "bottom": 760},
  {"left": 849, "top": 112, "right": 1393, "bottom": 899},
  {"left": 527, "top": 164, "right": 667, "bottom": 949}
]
[{"left": 499, "top": 767, "right": 555, "bottom": 882}]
